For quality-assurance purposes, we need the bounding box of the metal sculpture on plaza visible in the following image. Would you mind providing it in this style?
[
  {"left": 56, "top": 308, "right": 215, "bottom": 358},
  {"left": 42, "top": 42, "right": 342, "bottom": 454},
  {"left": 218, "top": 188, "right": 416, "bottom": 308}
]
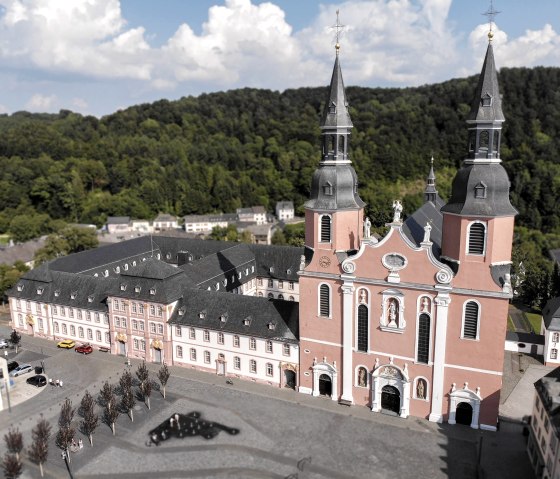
[{"left": 147, "top": 412, "right": 240, "bottom": 446}]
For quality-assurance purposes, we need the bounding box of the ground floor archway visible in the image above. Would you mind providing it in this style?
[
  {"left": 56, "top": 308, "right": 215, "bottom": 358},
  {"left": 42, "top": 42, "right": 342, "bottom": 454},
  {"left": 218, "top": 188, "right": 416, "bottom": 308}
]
[
  {"left": 381, "top": 385, "right": 401, "bottom": 414},
  {"left": 319, "top": 374, "right": 332, "bottom": 397},
  {"left": 455, "top": 402, "right": 473, "bottom": 426},
  {"left": 284, "top": 370, "right": 296, "bottom": 389}
]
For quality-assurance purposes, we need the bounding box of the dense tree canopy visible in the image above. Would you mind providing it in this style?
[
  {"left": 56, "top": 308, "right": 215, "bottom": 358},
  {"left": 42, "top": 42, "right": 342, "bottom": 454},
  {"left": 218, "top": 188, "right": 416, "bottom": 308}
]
[{"left": 0, "top": 66, "right": 559, "bottom": 281}]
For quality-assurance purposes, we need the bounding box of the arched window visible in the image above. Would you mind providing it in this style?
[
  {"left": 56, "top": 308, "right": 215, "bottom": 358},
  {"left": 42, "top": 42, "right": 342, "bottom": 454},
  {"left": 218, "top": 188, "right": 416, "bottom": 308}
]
[
  {"left": 268, "top": 293, "right": 274, "bottom": 299},
  {"left": 357, "top": 305, "right": 368, "bottom": 352},
  {"left": 467, "top": 222, "right": 486, "bottom": 255},
  {"left": 320, "top": 215, "right": 331, "bottom": 243},
  {"left": 463, "top": 301, "right": 480, "bottom": 339},
  {"left": 338, "top": 135, "right": 345, "bottom": 153},
  {"left": 319, "top": 284, "right": 330, "bottom": 317},
  {"left": 479, "top": 130, "right": 489, "bottom": 150},
  {"left": 416, "top": 313, "right": 430, "bottom": 364}
]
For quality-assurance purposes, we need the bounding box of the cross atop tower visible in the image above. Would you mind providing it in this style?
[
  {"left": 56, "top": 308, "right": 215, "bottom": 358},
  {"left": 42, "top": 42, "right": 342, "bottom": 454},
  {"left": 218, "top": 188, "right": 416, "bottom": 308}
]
[
  {"left": 331, "top": 10, "right": 345, "bottom": 54},
  {"left": 482, "top": 0, "right": 500, "bottom": 42}
]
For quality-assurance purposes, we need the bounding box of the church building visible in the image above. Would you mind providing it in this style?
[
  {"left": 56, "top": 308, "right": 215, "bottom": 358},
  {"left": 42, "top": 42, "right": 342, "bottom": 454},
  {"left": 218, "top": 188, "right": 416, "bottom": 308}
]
[
  {"left": 8, "top": 30, "right": 516, "bottom": 432},
  {"left": 297, "top": 32, "right": 516, "bottom": 431}
]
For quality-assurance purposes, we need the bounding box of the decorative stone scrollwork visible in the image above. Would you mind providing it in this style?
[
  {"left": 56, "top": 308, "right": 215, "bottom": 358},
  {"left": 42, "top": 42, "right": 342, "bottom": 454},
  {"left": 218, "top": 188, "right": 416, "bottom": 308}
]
[
  {"left": 435, "top": 268, "right": 452, "bottom": 284},
  {"left": 382, "top": 253, "right": 407, "bottom": 271},
  {"left": 342, "top": 260, "right": 355, "bottom": 274},
  {"left": 152, "top": 339, "right": 163, "bottom": 350}
]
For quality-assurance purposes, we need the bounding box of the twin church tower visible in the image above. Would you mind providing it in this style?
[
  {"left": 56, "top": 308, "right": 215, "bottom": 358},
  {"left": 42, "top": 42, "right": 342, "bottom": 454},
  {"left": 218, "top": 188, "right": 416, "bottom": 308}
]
[{"left": 298, "top": 34, "right": 515, "bottom": 429}]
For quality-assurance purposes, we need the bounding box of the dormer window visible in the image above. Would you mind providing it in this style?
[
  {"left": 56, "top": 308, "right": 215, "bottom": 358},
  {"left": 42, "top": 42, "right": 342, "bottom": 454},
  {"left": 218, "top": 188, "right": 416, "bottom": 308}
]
[
  {"left": 178, "top": 307, "right": 185, "bottom": 316},
  {"left": 267, "top": 322, "right": 276, "bottom": 331},
  {"left": 135, "top": 286, "right": 141, "bottom": 293},
  {"left": 149, "top": 288, "right": 156, "bottom": 295},
  {"left": 104, "top": 270, "right": 109, "bottom": 277},
  {"left": 70, "top": 291, "right": 77, "bottom": 299},
  {"left": 323, "top": 182, "right": 333, "bottom": 196},
  {"left": 199, "top": 311, "right": 206, "bottom": 319},
  {"left": 166, "top": 253, "right": 171, "bottom": 260},
  {"left": 286, "top": 268, "right": 291, "bottom": 275},
  {"left": 120, "top": 284, "right": 127, "bottom": 291},
  {"left": 124, "top": 264, "right": 129, "bottom": 271},
  {"left": 115, "top": 266, "right": 120, "bottom": 273},
  {"left": 220, "top": 313, "right": 228, "bottom": 323},
  {"left": 243, "top": 316, "right": 252, "bottom": 326},
  {"left": 36, "top": 287, "right": 44, "bottom": 295},
  {"left": 54, "top": 290, "right": 60, "bottom": 297},
  {"left": 17, "top": 283, "right": 24, "bottom": 292},
  {"left": 474, "top": 181, "right": 487, "bottom": 199},
  {"left": 215, "top": 283, "right": 220, "bottom": 290},
  {"left": 87, "top": 295, "right": 94, "bottom": 303},
  {"left": 328, "top": 102, "right": 336, "bottom": 114},
  {"left": 481, "top": 92, "right": 492, "bottom": 107}
]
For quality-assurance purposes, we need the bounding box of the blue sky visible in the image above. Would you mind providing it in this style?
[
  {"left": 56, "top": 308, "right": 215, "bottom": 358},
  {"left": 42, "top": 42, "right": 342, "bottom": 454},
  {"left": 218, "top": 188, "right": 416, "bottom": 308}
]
[{"left": 0, "top": 0, "right": 558, "bottom": 117}]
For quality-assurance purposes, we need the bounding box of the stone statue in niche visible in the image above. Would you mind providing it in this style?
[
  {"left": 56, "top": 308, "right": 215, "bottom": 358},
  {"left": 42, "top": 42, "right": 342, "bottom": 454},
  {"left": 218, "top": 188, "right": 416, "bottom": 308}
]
[
  {"left": 358, "top": 367, "right": 367, "bottom": 387},
  {"left": 421, "top": 297, "right": 430, "bottom": 313},
  {"left": 423, "top": 222, "right": 432, "bottom": 243},
  {"left": 388, "top": 299, "right": 398, "bottom": 327},
  {"left": 392, "top": 200, "right": 403, "bottom": 222},
  {"left": 363, "top": 217, "right": 371, "bottom": 239},
  {"left": 416, "top": 379, "right": 426, "bottom": 400}
]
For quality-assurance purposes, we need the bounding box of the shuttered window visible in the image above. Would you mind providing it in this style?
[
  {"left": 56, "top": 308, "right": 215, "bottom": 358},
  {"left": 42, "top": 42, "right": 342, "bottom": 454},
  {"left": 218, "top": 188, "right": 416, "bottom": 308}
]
[
  {"left": 319, "top": 285, "right": 330, "bottom": 317},
  {"left": 463, "top": 301, "right": 479, "bottom": 339},
  {"left": 468, "top": 223, "right": 485, "bottom": 254},
  {"left": 320, "top": 216, "right": 331, "bottom": 243},
  {"left": 357, "top": 305, "right": 368, "bottom": 352},
  {"left": 417, "top": 313, "right": 430, "bottom": 363}
]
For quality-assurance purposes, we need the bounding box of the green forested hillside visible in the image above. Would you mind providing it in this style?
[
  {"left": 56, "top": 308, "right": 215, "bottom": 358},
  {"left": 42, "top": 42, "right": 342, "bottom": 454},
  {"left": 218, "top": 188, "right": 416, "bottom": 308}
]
[{"left": 0, "top": 67, "right": 559, "bottom": 241}]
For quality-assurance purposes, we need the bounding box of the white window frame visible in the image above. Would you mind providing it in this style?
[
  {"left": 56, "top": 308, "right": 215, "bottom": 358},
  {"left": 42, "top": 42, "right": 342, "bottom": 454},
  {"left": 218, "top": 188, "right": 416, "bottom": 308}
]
[
  {"left": 319, "top": 214, "right": 332, "bottom": 243},
  {"left": 466, "top": 221, "right": 487, "bottom": 256}
]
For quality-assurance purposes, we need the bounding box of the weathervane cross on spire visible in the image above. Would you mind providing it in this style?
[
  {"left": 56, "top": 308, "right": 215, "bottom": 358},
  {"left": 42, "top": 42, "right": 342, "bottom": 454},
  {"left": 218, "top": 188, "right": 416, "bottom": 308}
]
[
  {"left": 482, "top": 0, "right": 500, "bottom": 42},
  {"left": 331, "top": 9, "right": 345, "bottom": 54}
]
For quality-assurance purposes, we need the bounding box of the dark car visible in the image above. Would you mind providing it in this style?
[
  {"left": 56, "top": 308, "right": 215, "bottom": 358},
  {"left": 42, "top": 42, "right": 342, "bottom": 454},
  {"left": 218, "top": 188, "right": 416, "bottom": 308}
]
[
  {"left": 26, "top": 375, "right": 47, "bottom": 387},
  {"left": 7, "top": 361, "right": 18, "bottom": 372},
  {"left": 75, "top": 344, "right": 93, "bottom": 355}
]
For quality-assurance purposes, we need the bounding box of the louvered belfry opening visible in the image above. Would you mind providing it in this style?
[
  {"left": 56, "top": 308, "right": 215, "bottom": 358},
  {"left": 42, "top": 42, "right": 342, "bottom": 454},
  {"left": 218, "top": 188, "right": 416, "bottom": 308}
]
[
  {"left": 417, "top": 313, "right": 430, "bottom": 363},
  {"left": 463, "top": 302, "right": 479, "bottom": 339},
  {"left": 320, "top": 215, "right": 331, "bottom": 242},
  {"left": 468, "top": 222, "right": 485, "bottom": 254},
  {"left": 357, "top": 305, "right": 368, "bottom": 352},
  {"left": 319, "top": 284, "right": 330, "bottom": 317}
]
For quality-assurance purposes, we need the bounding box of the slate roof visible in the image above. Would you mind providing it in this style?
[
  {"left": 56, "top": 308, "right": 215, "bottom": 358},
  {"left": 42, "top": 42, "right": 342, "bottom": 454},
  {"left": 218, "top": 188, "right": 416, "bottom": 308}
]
[
  {"left": 169, "top": 289, "right": 299, "bottom": 342},
  {"left": 544, "top": 297, "right": 560, "bottom": 331},
  {"left": 120, "top": 258, "right": 182, "bottom": 280},
  {"left": 151, "top": 236, "right": 231, "bottom": 265},
  {"left": 321, "top": 54, "right": 352, "bottom": 129},
  {"left": 402, "top": 195, "right": 445, "bottom": 258},
  {"left": 534, "top": 366, "right": 560, "bottom": 423},
  {"left": 0, "top": 237, "right": 46, "bottom": 266},
  {"left": 276, "top": 201, "right": 294, "bottom": 210},
  {"left": 505, "top": 331, "right": 544, "bottom": 345},
  {"left": 154, "top": 214, "right": 177, "bottom": 222},
  {"left": 107, "top": 216, "right": 130, "bottom": 225},
  {"left": 250, "top": 244, "right": 303, "bottom": 281}
]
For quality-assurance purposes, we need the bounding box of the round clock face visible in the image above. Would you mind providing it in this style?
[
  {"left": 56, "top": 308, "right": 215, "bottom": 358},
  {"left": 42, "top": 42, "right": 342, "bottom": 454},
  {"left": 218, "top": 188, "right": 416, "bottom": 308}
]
[{"left": 319, "top": 256, "right": 331, "bottom": 268}]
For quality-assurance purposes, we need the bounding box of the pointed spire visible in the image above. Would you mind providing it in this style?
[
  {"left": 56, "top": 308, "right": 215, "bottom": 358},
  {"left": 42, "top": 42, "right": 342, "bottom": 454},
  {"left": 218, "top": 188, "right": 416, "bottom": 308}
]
[
  {"left": 467, "top": 43, "right": 504, "bottom": 123},
  {"left": 424, "top": 157, "right": 438, "bottom": 203},
  {"left": 321, "top": 55, "right": 353, "bottom": 129}
]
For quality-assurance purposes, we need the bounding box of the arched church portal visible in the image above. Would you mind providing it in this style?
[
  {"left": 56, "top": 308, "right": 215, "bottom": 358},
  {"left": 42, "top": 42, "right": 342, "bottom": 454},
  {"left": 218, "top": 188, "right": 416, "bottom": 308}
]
[
  {"left": 448, "top": 386, "right": 481, "bottom": 429},
  {"left": 312, "top": 361, "right": 338, "bottom": 401},
  {"left": 371, "top": 364, "right": 410, "bottom": 418}
]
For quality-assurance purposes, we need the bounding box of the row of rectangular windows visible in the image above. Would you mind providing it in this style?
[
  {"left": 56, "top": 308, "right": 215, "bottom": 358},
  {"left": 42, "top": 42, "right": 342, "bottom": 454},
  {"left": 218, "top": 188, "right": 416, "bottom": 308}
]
[
  {"left": 112, "top": 300, "right": 163, "bottom": 317},
  {"left": 17, "top": 301, "right": 109, "bottom": 323},
  {"left": 175, "top": 347, "right": 275, "bottom": 376},
  {"left": 257, "top": 279, "right": 295, "bottom": 290},
  {"left": 53, "top": 321, "right": 108, "bottom": 343},
  {"left": 175, "top": 326, "right": 291, "bottom": 355},
  {"left": 113, "top": 317, "right": 164, "bottom": 335}
]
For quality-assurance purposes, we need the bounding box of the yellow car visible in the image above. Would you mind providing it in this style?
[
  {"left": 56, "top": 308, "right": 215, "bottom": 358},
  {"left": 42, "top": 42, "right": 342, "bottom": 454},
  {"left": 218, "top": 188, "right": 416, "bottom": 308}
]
[{"left": 57, "top": 339, "right": 76, "bottom": 349}]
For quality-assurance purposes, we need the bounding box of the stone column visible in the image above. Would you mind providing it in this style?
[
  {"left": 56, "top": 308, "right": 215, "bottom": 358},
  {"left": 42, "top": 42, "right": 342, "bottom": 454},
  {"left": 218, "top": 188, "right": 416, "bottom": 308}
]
[
  {"left": 340, "top": 279, "right": 355, "bottom": 405},
  {"left": 429, "top": 288, "right": 451, "bottom": 423}
]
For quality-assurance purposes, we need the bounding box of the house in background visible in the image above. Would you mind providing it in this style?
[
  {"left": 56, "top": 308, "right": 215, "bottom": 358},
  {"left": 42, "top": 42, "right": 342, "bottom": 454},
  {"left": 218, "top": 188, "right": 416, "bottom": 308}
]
[
  {"left": 237, "top": 206, "right": 267, "bottom": 225},
  {"left": 276, "top": 201, "right": 294, "bottom": 221},
  {"left": 183, "top": 213, "right": 237, "bottom": 234},
  {"left": 153, "top": 214, "right": 179, "bottom": 231},
  {"left": 543, "top": 298, "right": 560, "bottom": 366},
  {"left": 106, "top": 217, "right": 131, "bottom": 235},
  {"left": 0, "top": 237, "right": 47, "bottom": 268}
]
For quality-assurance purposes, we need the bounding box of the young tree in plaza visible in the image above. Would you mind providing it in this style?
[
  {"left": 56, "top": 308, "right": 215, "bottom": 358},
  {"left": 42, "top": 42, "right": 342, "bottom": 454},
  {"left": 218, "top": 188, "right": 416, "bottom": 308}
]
[
  {"left": 99, "top": 381, "right": 115, "bottom": 408},
  {"left": 104, "top": 401, "right": 119, "bottom": 436},
  {"left": 142, "top": 380, "right": 152, "bottom": 410},
  {"left": 79, "top": 391, "right": 98, "bottom": 446},
  {"left": 56, "top": 399, "right": 75, "bottom": 464},
  {"left": 157, "top": 364, "right": 170, "bottom": 399},
  {"left": 2, "top": 453, "right": 22, "bottom": 479},
  {"left": 9, "top": 330, "right": 21, "bottom": 353},
  {"left": 120, "top": 385, "right": 136, "bottom": 422},
  {"left": 28, "top": 417, "right": 51, "bottom": 477},
  {"left": 135, "top": 361, "right": 149, "bottom": 385},
  {"left": 4, "top": 428, "right": 23, "bottom": 461},
  {"left": 119, "top": 370, "right": 133, "bottom": 392}
]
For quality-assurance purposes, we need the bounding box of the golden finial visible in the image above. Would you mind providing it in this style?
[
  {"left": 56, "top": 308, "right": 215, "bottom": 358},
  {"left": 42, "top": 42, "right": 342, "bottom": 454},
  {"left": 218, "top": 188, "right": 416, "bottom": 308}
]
[
  {"left": 482, "top": 0, "right": 500, "bottom": 43},
  {"left": 331, "top": 10, "right": 345, "bottom": 55}
]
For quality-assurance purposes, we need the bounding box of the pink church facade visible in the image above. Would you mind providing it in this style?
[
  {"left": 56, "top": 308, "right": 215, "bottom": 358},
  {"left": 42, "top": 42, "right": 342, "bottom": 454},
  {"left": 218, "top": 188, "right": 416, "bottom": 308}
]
[{"left": 297, "top": 40, "right": 515, "bottom": 431}]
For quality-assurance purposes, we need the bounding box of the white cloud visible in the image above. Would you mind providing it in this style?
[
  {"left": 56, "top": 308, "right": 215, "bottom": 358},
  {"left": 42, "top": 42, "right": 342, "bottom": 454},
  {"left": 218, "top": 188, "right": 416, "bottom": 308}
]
[
  {"left": 0, "top": 103, "right": 9, "bottom": 114},
  {"left": 72, "top": 97, "right": 88, "bottom": 110},
  {"left": 25, "top": 93, "right": 57, "bottom": 111}
]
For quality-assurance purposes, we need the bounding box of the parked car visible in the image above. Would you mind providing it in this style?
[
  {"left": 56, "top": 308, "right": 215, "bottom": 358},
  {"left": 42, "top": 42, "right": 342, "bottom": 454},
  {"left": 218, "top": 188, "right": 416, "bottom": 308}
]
[
  {"left": 75, "top": 343, "right": 93, "bottom": 355},
  {"left": 0, "top": 338, "right": 9, "bottom": 349},
  {"left": 9, "top": 364, "right": 33, "bottom": 377},
  {"left": 57, "top": 340, "right": 75, "bottom": 349},
  {"left": 7, "top": 361, "right": 18, "bottom": 372},
  {"left": 26, "top": 375, "right": 47, "bottom": 387}
]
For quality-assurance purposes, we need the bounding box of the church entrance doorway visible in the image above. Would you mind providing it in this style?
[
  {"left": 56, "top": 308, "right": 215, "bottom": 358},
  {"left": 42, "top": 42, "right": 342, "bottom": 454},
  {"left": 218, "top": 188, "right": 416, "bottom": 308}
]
[
  {"left": 455, "top": 402, "right": 473, "bottom": 426},
  {"left": 153, "top": 348, "right": 162, "bottom": 364},
  {"left": 319, "top": 374, "right": 332, "bottom": 397},
  {"left": 381, "top": 385, "right": 401, "bottom": 414},
  {"left": 284, "top": 370, "right": 296, "bottom": 389},
  {"left": 118, "top": 341, "right": 126, "bottom": 356}
]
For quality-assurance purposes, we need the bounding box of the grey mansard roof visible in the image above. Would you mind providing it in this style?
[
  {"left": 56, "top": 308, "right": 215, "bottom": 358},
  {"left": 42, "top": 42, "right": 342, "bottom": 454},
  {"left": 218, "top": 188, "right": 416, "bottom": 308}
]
[
  {"left": 169, "top": 289, "right": 299, "bottom": 343},
  {"left": 544, "top": 297, "right": 560, "bottom": 331},
  {"left": 402, "top": 195, "right": 445, "bottom": 257},
  {"left": 305, "top": 165, "right": 366, "bottom": 211},
  {"left": 440, "top": 163, "right": 517, "bottom": 217}
]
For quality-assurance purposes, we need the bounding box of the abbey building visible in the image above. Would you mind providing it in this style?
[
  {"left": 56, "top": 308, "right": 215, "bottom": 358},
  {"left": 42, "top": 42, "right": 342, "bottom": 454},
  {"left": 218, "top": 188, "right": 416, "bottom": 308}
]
[{"left": 8, "top": 37, "right": 515, "bottom": 431}]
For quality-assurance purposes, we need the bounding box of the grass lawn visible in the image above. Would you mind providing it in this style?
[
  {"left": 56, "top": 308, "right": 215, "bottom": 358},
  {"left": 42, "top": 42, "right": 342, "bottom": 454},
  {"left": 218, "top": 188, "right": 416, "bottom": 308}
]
[
  {"left": 0, "top": 234, "right": 10, "bottom": 245},
  {"left": 525, "top": 312, "right": 542, "bottom": 334},
  {"left": 507, "top": 315, "right": 516, "bottom": 332}
]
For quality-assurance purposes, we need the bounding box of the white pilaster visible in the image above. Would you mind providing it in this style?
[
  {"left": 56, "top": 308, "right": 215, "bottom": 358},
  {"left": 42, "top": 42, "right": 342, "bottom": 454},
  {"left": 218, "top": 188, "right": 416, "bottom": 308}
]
[
  {"left": 340, "top": 277, "right": 355, "bottom": 405},
  {"left": 429, "top": 287, "right": 451, "bottom": 423}
]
